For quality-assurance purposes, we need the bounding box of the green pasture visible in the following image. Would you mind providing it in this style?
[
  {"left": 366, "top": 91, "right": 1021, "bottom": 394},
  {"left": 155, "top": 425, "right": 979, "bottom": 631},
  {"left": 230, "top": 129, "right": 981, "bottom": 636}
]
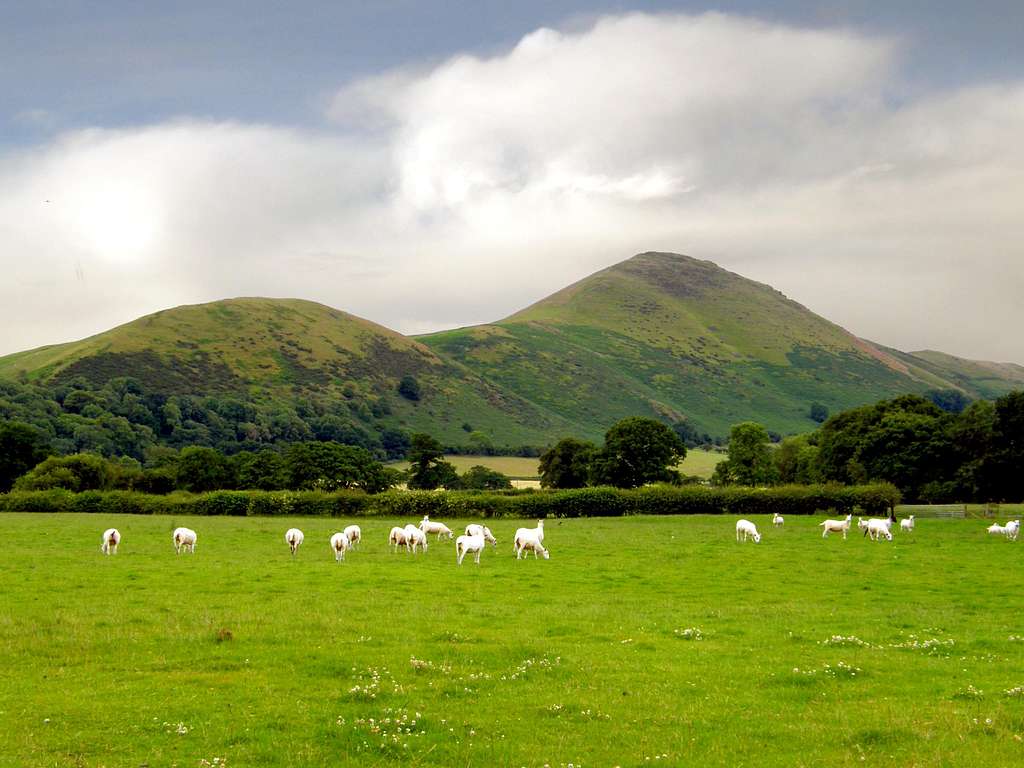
[
  {"left": 394, "top": 448, "right": 725, "bottom": 480},
  {"left": 1, "top": 513, "right": 1022, "bottom": 767}
]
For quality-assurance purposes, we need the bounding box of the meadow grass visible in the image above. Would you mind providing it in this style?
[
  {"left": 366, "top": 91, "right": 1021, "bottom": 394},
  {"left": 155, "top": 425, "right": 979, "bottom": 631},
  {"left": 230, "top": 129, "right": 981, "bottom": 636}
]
[
  {"left": 393, "top": 449, "right": 724, "bottom": 481},
  {"left": 1, "top": 513, "right": 1022, "bottom": 767}
]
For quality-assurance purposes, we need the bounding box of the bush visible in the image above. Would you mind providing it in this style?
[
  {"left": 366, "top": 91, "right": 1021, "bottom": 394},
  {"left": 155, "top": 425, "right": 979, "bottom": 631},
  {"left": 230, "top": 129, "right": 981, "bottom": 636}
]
[{"left": 0, "top": 483, "right": 900, "bottom": 517}]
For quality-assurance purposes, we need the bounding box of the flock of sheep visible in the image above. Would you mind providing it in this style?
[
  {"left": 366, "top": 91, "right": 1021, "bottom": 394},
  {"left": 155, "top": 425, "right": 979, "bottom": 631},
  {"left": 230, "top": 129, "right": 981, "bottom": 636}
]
[
  {"left": 98, "top": 515, "right": 550, "bottom": 564},
  {"left": 734, "top": 512, "right": 1021, "bottom": 543},
  {"left": 98, "top": 512, "right": 1021, "bottom": 560}
]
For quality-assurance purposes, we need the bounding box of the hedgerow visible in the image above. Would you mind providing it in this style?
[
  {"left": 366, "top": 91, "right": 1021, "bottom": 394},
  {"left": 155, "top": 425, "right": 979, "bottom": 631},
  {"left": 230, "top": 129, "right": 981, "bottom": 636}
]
[{"left": 0, "top": 483, "right": 899, "bottom": 517}]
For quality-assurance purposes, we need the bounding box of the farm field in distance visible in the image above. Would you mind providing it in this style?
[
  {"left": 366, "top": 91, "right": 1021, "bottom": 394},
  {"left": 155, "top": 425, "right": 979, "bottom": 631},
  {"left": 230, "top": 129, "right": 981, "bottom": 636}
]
[
  {"left": 2, "top": 513, "right": 1023, "bottom": 767},
  {"left": 393, "top": 448, "right": 726, "bottom": 480}
]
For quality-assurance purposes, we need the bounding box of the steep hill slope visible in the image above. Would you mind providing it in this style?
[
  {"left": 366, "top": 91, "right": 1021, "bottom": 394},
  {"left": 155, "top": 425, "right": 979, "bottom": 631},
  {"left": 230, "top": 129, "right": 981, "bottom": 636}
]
[
  {"left": 0, "top": 298, "right": 572, "bottom": 445},
  {"left": 418, "top": 252, "right": 969, "bottom": 437},
  {"left": 896, "top": 349, "right": 1024, "bottom": 400},
  {"left": 3, "top": 254, "right": 1021, "bottom": 450}
]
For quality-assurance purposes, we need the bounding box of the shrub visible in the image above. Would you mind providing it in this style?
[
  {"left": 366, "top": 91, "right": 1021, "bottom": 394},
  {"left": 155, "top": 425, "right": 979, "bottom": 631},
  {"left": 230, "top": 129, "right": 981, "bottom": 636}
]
[{"left": 0, "top": 483, "right": 900, "bottom": 517}]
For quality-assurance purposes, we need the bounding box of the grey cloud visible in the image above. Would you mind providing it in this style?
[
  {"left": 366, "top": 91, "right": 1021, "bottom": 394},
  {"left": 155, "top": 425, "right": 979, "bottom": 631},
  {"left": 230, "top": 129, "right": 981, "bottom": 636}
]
[{"left": 0, "top": 11, "right": 1022, "bottom": 364}]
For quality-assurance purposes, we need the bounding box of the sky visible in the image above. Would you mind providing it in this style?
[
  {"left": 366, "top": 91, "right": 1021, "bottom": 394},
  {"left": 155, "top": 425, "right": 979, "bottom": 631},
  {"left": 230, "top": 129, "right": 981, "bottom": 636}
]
[{"left": 1, "top": 1, "right": 1023, "bottom": 361}]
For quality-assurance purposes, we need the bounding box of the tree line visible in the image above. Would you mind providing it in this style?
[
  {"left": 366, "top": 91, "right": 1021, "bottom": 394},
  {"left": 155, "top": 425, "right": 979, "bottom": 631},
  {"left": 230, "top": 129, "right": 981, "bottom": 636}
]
[
  {"left": 0, "top": 375, "right": 538, "bottom": 470},
  {"left": 537, "top": 391, "right": 1024, "bottom": 503},
  {"left": 4, "top": 372, "right": 1023, "bottom": 502}
]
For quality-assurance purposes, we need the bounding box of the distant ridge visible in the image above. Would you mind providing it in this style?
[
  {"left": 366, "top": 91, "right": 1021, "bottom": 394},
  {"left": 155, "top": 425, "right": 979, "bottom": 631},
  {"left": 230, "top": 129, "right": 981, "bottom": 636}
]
[{"left": 1, "top": 254, "right": 1020, "bottom": 443}]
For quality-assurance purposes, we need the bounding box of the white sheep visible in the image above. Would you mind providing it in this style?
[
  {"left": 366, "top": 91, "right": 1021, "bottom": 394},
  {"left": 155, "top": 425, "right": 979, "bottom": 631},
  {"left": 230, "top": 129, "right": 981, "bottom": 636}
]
[
  {"left": 735, "top": 519, "right": 761, "bottom": 543},
  {"left": 100, "top": 528, "right": 121, "bottom": 555},
  {"left": 820, "top": 514, "right": 853, "bottom": 539},
  {"left": 388, "top": 526, "right": 409, "bottom": 553},
  {"left": 900, "top": 515, "right": 915, "bottom": 533},
  {"left": 285, "top": 527, "right": 304, "bottom": 556},
  {"left": 863, "top": 518, "right": 893, "bottom": 541},
  {"left": 772, "top": 513, "right": 784, "bottom": 527},
  {"left": 514, "top": 529, "right": 550, "bottom": 560},
  {"left": 514, "top": 520, "right": 545, "bottom": 547},
  {"left": 330, "top": 531, "right": 350, "bottom": 561},
  {"left": 1005, "top": 519, "right": 1020, "bottom": 541},
  {"left": 987, "top": 522, "right": 1007, "bottom": 537},
  {"left": 456, "top": 532, "right": 486, "bottom": 565},
  {"left": 172, "top": 527, "right": 197, "bottom": 554},
  {"left": 344, "top": 524, "right": 362, "bottom": 549},
  {"left": 404, "top": 523, "right": 428, "bottom": 554},
  {"left": 464, "top": 524, "right": 497, "bottom": 548},
  {"left": 420, "top": 516, "right": 454, "bottom": 540}
]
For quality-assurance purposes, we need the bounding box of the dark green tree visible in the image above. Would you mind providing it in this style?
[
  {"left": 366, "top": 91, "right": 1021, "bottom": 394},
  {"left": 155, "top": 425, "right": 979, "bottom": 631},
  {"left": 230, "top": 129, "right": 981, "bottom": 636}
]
[
  {"left": 925, "top": 388, "right": 971, "bottom": 414},
  {"left": 177, "top": 446, "right": 236, "bottom": 492},
  {"left": 234, "top": 450, "right": 288, "bottom": 490},
  {"left": 774, "top": 435, "right": 821, "bottom": 484},
  {"left": 988, "top": 391, "right": 1024, "bottom": 500},
  {"left": 284, "top": 441, "right": 396, "bottom": 492},
  {"left": 407, "top": 433, "right": 459, "bottom": 490},
  {"left": 590, "top": 417, "right": 685, "bottom": 488},
  {"left": 809, "top": 402, "right": 829, "bottom": 423},
  {"left": 460, "top": 465, "right": 513, "bottom": 490},
  {"left": 671, "top": 420, "right": 713, "bottom": 448},
  {"left": 713, "top": 422, "right": 778, "bottom": 486},
  {"left": 0, "top": 421, "right": 51, "bottom": 491},
  {"left": 380, "top": 428, "right": 412, "bottom": 460},
  {"left": 14, "top": 453, "right": 117, "bottom": 492},
  {"left": 398, "top": 375, "right": 421, "bottom": 401},
  {"left": 538, "top": 437, "right": 596, "bottom": 489}
]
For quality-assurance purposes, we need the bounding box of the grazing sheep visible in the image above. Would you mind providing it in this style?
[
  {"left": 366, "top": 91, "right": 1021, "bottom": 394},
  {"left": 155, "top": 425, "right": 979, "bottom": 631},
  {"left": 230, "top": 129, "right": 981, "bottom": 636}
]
[
  {"left": 456, "top": 532, "right": 486, "bottom": 565},
  {"left": 820, "top": 514, "right": 853, "bottom": 539},
  {"left": 420, "top": 516, "right": 454, "bottom": 540},
  {"left": 772, "top": 513, "right": 784, "bottom": 527},
  {"left": 900, "top": 515, "right": 915, "bottom": 533},
  {"left": 464, "top": 524, "right": 497, "bottom": 548},
  {"left": 285, "top": 527, "right": 304, "bottom": 556},
  {"left": 1005, "top": 520, "right": 1020, "bottom": 541},
  {"left": 389, "top": 526, "right": 409, "bottom": 553},
  {"left": 172, "top": 527, "right": 197, "bottom": 554},
  {"left": 330, "top": 532, "right": 350, "bottom": 561},
  {"left": 514, "top": 529, "right": 550, "bottom": 560},
  {"left": 343, "top": 524, "right": 362, "bottom": 549},
  {"left": 863, "top": 518, "right": 893, "bottom": 541},
  {"left": 987, "top": 522, "right": 1007, "bottom": 536},
  {"left": 404, "top": 524, "right": 428, "bottom": 554},
  {"left": 735, "top": 519, "right": 761, "bottom": 543},
  {"left": 100, "top": 528, "right": 121, "bottom": 555},
  {"left": 515, "top": 520, "right": 545, "bottom": 547}
]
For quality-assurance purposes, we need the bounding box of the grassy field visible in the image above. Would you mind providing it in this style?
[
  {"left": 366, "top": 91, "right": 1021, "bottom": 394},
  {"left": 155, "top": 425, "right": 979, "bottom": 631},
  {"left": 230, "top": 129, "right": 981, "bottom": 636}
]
[
  {"left": 395, "top": 449, "right": 725, "bottom": 480},
  {"left": 2, "top": 513, "right": 1023, "bottom": 767}
]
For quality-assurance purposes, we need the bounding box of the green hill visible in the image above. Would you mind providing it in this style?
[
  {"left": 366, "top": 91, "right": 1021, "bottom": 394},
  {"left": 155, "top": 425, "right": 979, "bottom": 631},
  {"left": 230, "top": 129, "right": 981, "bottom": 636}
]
[
  {"left": 417, "top": 252, "right": 980, "bottom": 437},
  {"left": 894, "top": 349, "right": 1024, "bottom": 400},
  {"left": 2, "top": 254, "right": 1021, "bottom": 452},
  {"left": 0, "top": 298, "right": 572, "bottom": 446}
]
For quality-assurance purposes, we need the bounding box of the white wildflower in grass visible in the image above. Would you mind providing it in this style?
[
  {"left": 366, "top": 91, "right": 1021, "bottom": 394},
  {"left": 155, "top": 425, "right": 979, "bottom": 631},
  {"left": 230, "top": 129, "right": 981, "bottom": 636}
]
[
  {"left": 889, "top": 634, "right": 955, "bottom": 656},
  {"left": 953, "top": 684, "right": 984, "bottom": 700},
  {"left": 1004, "top": 686, "right": 1024, "bottom": 698},
  {"left": 620, "top": 638, "right": 634, "bottom": 644},
  {"left": 674, "top": 627, "right": 703, "bottom": 640},
  {"left": 792, "top": 662, "right": 862, "bottom": 679},
  {"left": 822, "top": 661, "right": 861, "bottom": 679},
  {"left": 820, "top": 635, "right": 872, "bottom": 648},
  {"left": 507, "top": 656, "right": 561, "bottom": 681},
  {"left": 1009, "top": 635, "right": 1024, "bottom": 643},
  {"left": 348, "top": 665, "right": 404, "bottom": 699},
  {"left": 409, "top": 656, "right": 452, "bottom": 674}
]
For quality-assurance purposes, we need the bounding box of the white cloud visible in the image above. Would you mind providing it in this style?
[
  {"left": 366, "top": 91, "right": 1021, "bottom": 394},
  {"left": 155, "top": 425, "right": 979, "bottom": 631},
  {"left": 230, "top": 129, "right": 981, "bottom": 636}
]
[{"left": 1, "top": 12, "right": 1023, "bottom": 363}]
